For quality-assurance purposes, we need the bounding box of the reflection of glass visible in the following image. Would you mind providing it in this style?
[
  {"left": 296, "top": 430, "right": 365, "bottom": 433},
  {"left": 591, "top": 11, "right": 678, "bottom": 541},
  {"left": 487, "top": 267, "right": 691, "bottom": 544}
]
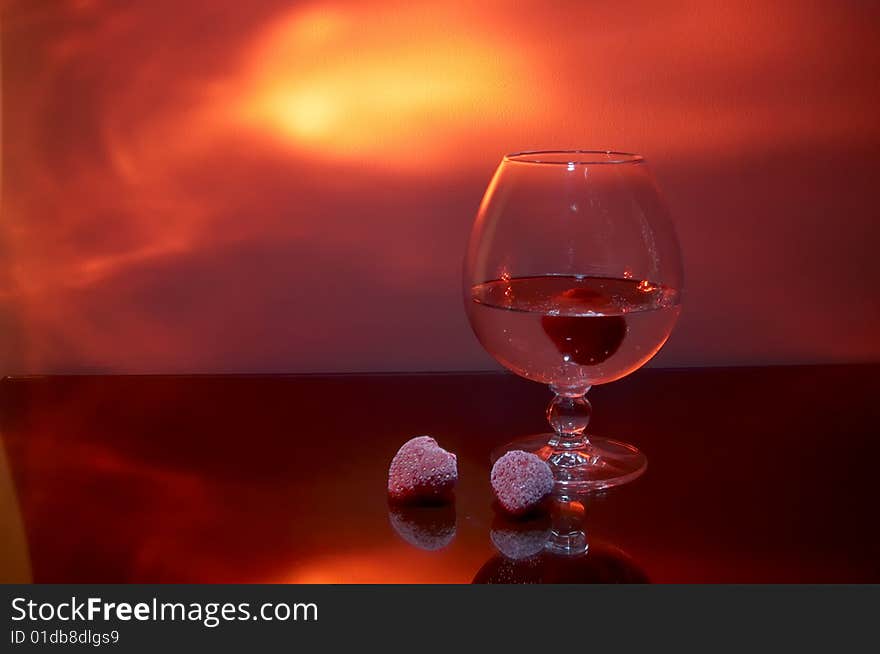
[
  {"left": 464, "top": 151, "right": 683, "bottom": 490},
  {"left": 473, "top": 499, "right": 647, "bottom": 584},
  {"left": 473, "top": 540, "right": 648, "bottom": 584},
  {"left": 388, "top": 503, "right": 456, "bottom": 551}
]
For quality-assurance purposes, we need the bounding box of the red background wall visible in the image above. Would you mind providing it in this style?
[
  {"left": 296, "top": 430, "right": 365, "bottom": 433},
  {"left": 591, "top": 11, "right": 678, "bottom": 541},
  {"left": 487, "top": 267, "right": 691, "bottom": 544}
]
[{"left": 2, "top": 0, "right": 878, "bottom": 373}]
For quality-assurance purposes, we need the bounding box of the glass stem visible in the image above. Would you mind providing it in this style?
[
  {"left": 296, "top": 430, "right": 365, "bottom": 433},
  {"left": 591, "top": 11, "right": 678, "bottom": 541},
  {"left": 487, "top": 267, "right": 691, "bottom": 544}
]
[
  {"left": 546, "top": 386, "right": 592, "bottom": 453},
  {"left": 546, "top": 498, "right": 588, "bottom": 556}
]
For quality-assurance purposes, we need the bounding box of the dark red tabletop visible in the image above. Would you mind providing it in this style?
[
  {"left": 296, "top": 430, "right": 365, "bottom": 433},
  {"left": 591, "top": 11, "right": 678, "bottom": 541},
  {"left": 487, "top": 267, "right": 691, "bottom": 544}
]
[{"left": 1, "top": 365, "right": 878, "bottom": 583}]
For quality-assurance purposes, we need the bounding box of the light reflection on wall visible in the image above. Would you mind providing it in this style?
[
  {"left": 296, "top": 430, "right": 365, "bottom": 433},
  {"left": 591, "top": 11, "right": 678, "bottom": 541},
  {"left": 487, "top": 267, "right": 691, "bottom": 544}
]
[
  {"left": 232, "top": 3, "right": 539, "bottom": 164},
  {"left": 1, "top": 0, "right": 878, "bottom": 373}
]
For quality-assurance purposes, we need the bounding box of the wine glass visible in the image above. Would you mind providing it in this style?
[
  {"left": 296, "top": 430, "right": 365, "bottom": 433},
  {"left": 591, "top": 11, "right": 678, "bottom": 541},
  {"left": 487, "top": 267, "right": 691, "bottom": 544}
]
[{"left": 464, "top": 150, "right": 683, "bottom": 490}]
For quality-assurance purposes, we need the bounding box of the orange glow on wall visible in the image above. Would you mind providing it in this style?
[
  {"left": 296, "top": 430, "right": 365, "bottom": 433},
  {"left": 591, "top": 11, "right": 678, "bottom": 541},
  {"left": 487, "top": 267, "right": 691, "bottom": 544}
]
[
  {"left": 231, "top": 3, "right": 539, "bottom": 165},
  {"left": 2, "top": 0, "right": 878, "bottom": 373}
]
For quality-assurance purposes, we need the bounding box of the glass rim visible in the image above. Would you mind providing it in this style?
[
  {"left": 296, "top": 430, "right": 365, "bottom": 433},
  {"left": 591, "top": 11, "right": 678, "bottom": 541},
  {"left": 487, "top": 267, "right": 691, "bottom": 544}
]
[{"left": 504, "top": 150, "right": 645, "bottom": 166}]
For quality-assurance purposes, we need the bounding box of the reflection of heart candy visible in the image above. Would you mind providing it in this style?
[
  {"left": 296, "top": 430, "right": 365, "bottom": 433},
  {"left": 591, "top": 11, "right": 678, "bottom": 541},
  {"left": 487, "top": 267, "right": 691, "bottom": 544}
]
[
  {"left": 387, "top": 436, "right": 457, "bottom": 504},
  {"left": 491, "top": 450, "right": 554, "bottom": 516},
  {"left": 490, "top": 514, "right": 552, "bottom": 560},
  {"left": 389, "top": 504, "right": 456, "bottom": 551},
  {"left": 541, "top": 288, "right": 626, "bottom": 365}
]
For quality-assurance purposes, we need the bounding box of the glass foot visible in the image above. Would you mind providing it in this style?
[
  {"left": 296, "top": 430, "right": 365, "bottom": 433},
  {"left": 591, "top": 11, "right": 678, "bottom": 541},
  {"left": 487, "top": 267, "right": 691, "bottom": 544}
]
[{"left": 491, "top": 434, "right": 647, "bottom": 492}]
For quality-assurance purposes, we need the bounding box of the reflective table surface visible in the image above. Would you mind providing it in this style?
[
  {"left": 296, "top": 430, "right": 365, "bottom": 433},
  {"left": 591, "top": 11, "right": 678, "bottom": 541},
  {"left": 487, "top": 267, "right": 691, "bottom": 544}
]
[{"left": 1, "top": 365, "right": 878, "bottom": 583}]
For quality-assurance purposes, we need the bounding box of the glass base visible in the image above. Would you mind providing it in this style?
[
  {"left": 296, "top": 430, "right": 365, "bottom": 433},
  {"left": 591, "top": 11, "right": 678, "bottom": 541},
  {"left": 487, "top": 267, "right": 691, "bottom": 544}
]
[{"left": 491, "top": 434, "right": 647, "bottom": 492}]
